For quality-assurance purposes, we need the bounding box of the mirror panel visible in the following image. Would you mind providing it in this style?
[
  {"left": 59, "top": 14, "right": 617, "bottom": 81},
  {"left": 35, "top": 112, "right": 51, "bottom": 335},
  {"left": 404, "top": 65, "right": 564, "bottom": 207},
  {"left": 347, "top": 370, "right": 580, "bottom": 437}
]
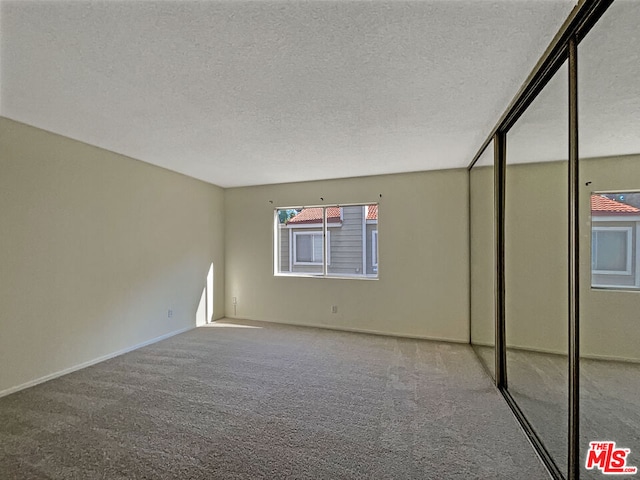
[
  {"left": 579, "top": 1, "right": 640, "bottom": 477},
  {"left": 470, "top": 141, "right": 495, "bottom": 379},
  {"left": 505, "top": 60, "right": 569, "bottom": 475}
]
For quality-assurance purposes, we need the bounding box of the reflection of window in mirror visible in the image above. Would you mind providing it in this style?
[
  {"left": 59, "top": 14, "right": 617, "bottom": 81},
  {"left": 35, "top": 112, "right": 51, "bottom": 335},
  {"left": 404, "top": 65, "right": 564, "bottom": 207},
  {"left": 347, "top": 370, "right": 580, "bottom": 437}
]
[
  {"left": 579, "top": 3, "right": 640, "bottom": 477},
  {"left": 591, "top": 193, "right": 640, "bottom": 289}
]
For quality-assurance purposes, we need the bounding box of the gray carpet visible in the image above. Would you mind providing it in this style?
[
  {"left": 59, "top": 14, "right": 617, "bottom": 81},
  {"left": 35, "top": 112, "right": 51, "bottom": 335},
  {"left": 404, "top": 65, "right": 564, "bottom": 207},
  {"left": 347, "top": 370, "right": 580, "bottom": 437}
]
[
  {"left": 0, "top": 319, "right": 550, "bottom": 479},
  {"left": 474, "top": 345, "right": 640, "bottom": 480},
  {"left": 507, "top": 349, "right": 640, "bottom": 480},
  {"left": 506, "top": 349, "right": 569, "bottom": 477}
]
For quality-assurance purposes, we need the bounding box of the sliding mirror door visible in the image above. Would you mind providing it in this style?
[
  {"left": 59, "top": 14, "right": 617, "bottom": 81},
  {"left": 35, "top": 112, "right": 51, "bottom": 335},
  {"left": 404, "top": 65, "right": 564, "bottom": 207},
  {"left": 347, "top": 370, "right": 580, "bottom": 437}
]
[
  {"left": 470, "top": 141, "right": 496, "bottom": 379},
  {"left": 505, "top": 60, "right": 569, "bottom": 476},
  {"left": 579, "top": 1, "right": 640, "bottom": 477}
]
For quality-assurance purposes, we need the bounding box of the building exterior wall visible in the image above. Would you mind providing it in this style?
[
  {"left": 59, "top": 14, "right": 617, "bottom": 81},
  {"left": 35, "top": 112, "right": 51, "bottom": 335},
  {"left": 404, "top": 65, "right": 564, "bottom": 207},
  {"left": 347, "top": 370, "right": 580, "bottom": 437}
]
[{"left": 327, "top": 206, "right": 364, "bottom": 276}]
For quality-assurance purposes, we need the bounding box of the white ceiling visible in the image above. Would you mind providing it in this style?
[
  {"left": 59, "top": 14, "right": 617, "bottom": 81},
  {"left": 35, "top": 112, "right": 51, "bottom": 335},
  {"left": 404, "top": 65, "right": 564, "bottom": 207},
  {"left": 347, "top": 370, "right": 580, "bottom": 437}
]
[
  {"left": 578, "top": 0, "right": 640, "bottom": 161},
  {"left": 1, "top": 0, "right": 578, "bottom": 188},
  {"left": 503, "top": 0, "right": 640, "bottom": 166}
]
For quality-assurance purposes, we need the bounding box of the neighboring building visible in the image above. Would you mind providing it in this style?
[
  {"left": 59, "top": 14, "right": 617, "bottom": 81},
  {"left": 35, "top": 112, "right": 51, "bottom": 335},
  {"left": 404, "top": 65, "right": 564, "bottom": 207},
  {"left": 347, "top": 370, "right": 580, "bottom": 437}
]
[
  {"left": 591, "top": 195, "right": 640, "bottom": 289},
  {"left": 601, "top": 192, "right": 640, "bottom": 209},
  {"left": 278, "top": 205, "right": 378, "bottom": 277}
]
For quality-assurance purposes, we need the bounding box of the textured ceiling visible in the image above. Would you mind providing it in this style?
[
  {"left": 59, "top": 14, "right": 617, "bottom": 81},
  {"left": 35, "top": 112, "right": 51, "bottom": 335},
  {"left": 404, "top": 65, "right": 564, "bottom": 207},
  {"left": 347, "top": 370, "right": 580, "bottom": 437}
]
[
  {"left": 579, "top": 0, "right": 640, "bottom": 162},
  {"left": 1, "top": 0, "right": 578, "bottom": 187},
  {"left": 477, "top": 0, "right": 640, "bottom": 167}
]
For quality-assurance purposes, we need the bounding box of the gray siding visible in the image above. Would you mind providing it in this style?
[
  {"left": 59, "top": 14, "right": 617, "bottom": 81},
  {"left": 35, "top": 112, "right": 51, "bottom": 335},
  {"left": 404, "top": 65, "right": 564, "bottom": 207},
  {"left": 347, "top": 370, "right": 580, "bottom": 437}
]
[
  {"left": 327, "top": 206, "right": 364, "bottom": 276},
  {"left": 279, "top": 226, "right": 290, "bottom": 272}
]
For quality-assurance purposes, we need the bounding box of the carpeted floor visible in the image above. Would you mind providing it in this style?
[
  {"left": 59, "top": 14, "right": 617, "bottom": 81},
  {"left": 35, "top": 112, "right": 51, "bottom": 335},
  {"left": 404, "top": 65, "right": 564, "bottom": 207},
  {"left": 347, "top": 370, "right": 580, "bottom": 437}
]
[
  {"left": 506, "top": 349, "right": 640, "bottom": 480},
  {"left": 474, "top": 345, "right": 640, "bottom": 480},
  {"left": 0, "top": 319, "right": 550, "bottom": 479}
]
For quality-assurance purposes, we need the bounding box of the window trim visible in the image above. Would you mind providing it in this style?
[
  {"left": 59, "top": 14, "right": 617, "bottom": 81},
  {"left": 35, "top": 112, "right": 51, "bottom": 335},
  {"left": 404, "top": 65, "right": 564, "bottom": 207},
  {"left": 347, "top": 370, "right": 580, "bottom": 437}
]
[
  {"left": 591, "top": 226, "right": 633, "bottom": 275},
  {"left": 292, "top": 231, "right": 330, "bottom": 266},
  {"left": 274, "top": 203, "right": 379, "bottom": 280}
]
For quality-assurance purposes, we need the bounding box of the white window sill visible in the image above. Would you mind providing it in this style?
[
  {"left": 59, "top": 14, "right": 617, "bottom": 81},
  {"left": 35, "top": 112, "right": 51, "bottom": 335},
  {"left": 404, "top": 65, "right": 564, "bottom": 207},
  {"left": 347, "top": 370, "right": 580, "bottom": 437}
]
[
  {"left": 274, "top": 273, "right": 379, "bottom": 281},
  {"left": 591, "top": 284, "right": 640, "bottom": 291}
]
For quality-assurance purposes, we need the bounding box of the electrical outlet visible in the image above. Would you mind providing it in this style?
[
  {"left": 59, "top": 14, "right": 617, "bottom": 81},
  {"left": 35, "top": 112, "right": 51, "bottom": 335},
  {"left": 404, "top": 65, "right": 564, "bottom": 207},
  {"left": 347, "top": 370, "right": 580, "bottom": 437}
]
[
  {"left": 232, "top": 297, "right": 237, "bottom": 305},
  {"left": 168, "top": 309, "right": 173, "bottom": 318},
  {"left": 331, "top": 305, "right": 338, "bottom": 314}
]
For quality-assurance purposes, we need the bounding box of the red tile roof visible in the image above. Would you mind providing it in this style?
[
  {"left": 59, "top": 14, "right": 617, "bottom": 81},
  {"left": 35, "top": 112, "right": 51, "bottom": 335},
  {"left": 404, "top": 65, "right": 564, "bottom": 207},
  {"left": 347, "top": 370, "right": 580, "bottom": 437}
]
[
  {"left": 287, "top": 205, "right": 378, "bottom": 224},
  {"left": 287, "top": 207, "right": 342, "bottom": 225},
  {"left": 366, "top": 204, "right": 378, "bottom": 220},
  {"left": 591, "top": 195, "right": 640, "bottom": 215}
]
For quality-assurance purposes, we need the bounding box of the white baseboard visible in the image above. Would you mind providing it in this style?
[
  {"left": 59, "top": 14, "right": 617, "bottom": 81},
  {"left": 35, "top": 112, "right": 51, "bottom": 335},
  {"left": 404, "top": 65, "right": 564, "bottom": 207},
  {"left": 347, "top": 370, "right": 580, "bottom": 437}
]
[
  {"left": 471, "top": 340, "right": 494, "bottom": 346},
  {"left": 578, "top": 352, "right": 640, "bottom": 364},
  {"left": 472, "top": 341, "right": 640, "bottom": 364},
  {"left": 223, "top": 315, "right": 468, "bottom": 344},
  {"left": 0, "top": 326, "right": 194, "bottom": 399}
]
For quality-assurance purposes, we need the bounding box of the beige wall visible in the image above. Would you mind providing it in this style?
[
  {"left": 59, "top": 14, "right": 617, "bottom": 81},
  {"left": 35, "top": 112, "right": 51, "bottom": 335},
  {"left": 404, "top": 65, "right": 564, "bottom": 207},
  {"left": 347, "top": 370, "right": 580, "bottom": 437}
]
[
  {"left": 0, "top": 117, "right": 225, "bottom": 395},
  {"left": 469, "top": 155, "right": 640, "bottom": 361},
  {"left": 224, "top": 170, "right": 470, "bottom": 342},
  {"left": 505, "top": 161, "right": 569, "bottom": 354},
  {"left": 469, "top": 160, "right": 572, "bottom": 355}
]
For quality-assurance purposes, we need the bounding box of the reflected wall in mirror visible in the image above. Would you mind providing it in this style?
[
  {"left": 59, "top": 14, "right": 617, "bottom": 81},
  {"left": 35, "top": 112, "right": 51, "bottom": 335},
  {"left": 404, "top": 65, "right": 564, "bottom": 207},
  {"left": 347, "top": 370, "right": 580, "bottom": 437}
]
[
  {"left": 505, "top": 60, "right": 569, "bottom": 475},
  {"left": 470, "top": 141, "right": 495, "bottom": 379},
  {"left": 579, "top": 1, "right": 640, "bottom": 477}
]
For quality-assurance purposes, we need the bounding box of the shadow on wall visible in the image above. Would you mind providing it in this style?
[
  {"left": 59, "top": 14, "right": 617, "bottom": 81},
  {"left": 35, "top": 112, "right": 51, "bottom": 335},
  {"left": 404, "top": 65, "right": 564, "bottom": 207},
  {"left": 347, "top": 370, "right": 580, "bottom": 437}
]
[{"left": 196, "top": 263, "right": 214, "bottom": 326}]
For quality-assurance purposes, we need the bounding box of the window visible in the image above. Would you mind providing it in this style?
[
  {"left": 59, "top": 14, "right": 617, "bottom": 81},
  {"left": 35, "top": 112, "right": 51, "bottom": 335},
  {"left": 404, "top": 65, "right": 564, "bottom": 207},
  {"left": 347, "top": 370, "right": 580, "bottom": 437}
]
[
  {"left": 275, "top": 204, "right": 378, "bottom": 278},
  {"left": 590, "top": 193, "right": 640, "bottom": 289},
  {"left": 293, "top": 231, "right": 326, "bottom": 265},
  {"left": 592, "top": 227, "right": 632, "bottom": 275}
]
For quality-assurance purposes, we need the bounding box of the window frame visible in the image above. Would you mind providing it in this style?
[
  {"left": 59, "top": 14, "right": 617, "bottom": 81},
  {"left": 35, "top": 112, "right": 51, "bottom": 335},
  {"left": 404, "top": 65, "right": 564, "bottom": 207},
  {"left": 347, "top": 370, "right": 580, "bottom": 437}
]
[
  {"left": 292, "top": 230, "right": 330, "bottom": 266},
  {"left": 591, "top": 226, "right": 633, "bottom": 276},
  {"left": 274, "top": 203, "right": 379, "bottom": 280},
  {"left": 590, "top": 192, "right": 640, "bottom": 290}
]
